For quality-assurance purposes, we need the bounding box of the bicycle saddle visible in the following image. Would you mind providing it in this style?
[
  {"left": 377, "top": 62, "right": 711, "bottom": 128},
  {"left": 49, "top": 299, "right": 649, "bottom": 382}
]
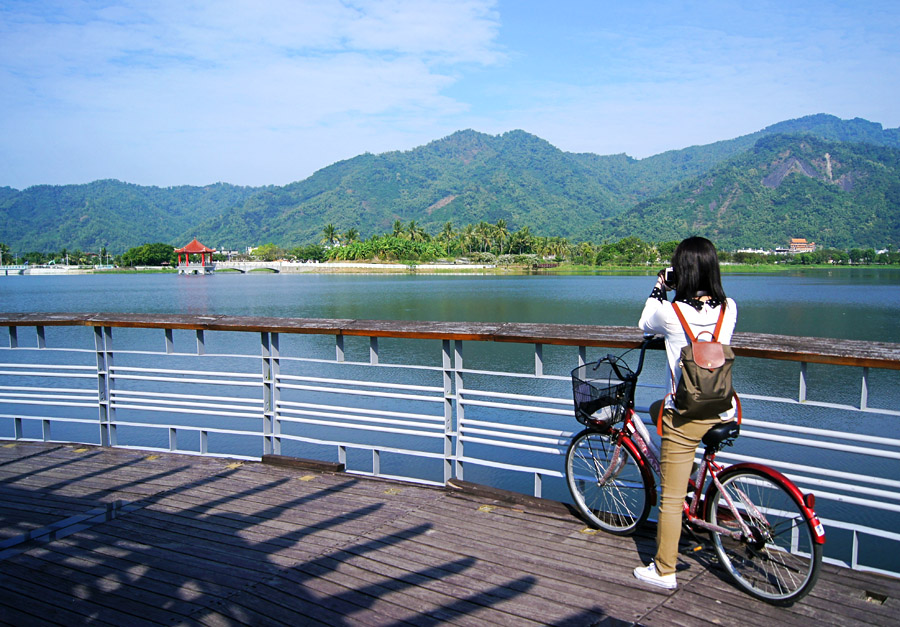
[{"left": 702, "top": 421, "right": 740, "bottom": 449}]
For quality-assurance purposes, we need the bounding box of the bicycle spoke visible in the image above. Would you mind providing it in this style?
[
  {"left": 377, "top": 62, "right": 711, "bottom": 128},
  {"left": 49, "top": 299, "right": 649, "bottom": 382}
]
[
  {"left": 706, "top": 468, "right": 822, "bottom": 604},
  {"left": 565, "top": 430, "right": 650, "bottom": 534}
]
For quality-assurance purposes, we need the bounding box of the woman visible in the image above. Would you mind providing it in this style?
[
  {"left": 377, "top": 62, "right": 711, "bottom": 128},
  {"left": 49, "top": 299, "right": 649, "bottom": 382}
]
[{"left": 633, "top": 236, "right": 738, "bottom": 589}]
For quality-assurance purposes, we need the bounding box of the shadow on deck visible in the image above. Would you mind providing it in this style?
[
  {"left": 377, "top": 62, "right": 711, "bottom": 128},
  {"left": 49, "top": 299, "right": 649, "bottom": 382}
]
[{"left": 0, "top": 442, "right": 896, "bottom": 626}]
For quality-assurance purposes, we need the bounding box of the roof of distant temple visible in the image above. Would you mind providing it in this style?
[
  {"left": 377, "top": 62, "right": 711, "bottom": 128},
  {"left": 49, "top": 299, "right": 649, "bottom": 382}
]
[{"left": 174, "top": 238, "right": 216, "bottom": 253}]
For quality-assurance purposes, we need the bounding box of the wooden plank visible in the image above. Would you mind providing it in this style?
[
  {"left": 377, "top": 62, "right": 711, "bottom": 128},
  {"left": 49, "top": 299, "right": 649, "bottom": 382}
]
[
  {"left": 13, "top": 549, "right": 207, "bottom": 622},
  {"left": 261, "top": 454, "right": 345, "bottom": 472},
  {"left": 3, "top": 312, "right": 898, "bottom": 368},
  {"left": 238, "top": 576, "right": 422, "bottom": 627},
  {"left": 285, "top": 556, "right": 532, "bottom": 627},
  {"left": 0, "top": 559, "right": 168, "bottom": 625},
  {"left": 340, "top": 319, "right": 503, "bottom": 341},
  {"left": 336, "top": 535, "right": 608, "bottom": 625},
  {"left": 0, "top": 577, "right": 121, "bottom": 626},
  {"left": 56, "top": 530, "right": 252, "bottom": 594},
  {"left": 372, "top": 507, "right": 662, "bottom": 621},
  {"left": 0, "top": 442, "right": 895, "bottom": 626}
]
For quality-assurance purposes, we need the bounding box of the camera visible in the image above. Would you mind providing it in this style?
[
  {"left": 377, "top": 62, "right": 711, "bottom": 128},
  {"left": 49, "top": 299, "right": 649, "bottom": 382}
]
[{"left": 663, "top": 267, "right": 677, "bottom": 290}]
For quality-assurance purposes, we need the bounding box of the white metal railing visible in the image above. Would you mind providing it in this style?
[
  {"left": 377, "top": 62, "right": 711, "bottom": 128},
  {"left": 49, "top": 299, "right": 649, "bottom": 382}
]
[{"left": 1, "top": 314, "right": 898, "bottom": 579}]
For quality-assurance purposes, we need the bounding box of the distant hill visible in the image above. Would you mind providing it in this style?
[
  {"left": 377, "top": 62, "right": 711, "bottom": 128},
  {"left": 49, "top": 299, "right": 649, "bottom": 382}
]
[
  {"left": 0, "top": 181, "right": 260, "bottom": 253},
  {"left": 605, "top": 133, "right": 900, "bottom": 249},
  {"left": 1, "top": 114, "right": 898, "bottom": 252}
]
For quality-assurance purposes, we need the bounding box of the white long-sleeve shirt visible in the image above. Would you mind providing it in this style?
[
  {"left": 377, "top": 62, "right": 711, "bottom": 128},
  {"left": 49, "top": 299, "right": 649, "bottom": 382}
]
[{"left": 639, "top": 296, "right": 738, "bottom": 415}]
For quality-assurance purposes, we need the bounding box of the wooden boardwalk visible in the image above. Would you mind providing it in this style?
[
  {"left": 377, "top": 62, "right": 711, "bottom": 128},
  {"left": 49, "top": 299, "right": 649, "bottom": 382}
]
[{"left": 0, "top": 442, "right": 896, "bottom": 626}]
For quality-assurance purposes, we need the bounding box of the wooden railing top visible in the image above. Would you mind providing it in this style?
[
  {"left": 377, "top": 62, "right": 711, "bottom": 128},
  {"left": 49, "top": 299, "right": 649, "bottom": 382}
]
[{"left": 2, "top": 312, "right": 899, "bottom": 370}]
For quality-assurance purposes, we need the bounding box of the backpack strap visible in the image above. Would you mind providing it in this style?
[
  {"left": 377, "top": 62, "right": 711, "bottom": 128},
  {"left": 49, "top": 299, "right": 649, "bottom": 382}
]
[
  {"left": 672, "top": 302, "right": 695, "bottom": 343},
  {"left": 672, "top": 301, "right": 727, "bottom": 342},
  {"left": 712, "top": 301, "right": 727, "bottom": 341}
]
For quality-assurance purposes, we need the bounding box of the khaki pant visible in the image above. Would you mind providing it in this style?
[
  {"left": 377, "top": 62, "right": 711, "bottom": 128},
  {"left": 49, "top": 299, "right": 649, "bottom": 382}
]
[{"left": 653, "top": 405, "right": 722, "bottom": 576}]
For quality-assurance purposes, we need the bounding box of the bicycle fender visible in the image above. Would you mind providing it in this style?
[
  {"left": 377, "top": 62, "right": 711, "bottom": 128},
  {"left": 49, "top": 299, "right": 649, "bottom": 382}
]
[{"left": 704, "top": 462, "right": 826, "bottom": 545}]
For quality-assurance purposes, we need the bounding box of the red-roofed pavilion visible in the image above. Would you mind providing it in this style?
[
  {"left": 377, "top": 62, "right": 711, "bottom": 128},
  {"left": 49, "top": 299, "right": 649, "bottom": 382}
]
[{"left": 175, "top": 239, "right": 216, "bottom": 274}]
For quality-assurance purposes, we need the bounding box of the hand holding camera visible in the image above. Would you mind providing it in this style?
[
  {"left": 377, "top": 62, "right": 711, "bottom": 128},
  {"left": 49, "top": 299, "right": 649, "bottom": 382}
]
[{"left": 658, "top": 267, "right": 676, "bottom": 290}]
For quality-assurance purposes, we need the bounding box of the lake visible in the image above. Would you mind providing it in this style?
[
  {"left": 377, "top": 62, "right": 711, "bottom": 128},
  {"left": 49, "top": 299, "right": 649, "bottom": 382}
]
[{"left": 2, "top": 268, "right": 899, "bottom": 342}]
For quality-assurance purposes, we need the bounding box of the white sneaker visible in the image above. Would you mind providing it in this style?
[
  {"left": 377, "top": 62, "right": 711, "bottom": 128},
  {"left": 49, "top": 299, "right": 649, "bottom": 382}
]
[{"left": 633, "top": 562, "right": 677, "bottom": 590}]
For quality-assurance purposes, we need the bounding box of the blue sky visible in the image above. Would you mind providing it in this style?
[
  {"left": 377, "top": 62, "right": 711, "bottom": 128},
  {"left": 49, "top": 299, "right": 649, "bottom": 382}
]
[{"left": 1, "top": 0, "right": 898, "bottom": 189}]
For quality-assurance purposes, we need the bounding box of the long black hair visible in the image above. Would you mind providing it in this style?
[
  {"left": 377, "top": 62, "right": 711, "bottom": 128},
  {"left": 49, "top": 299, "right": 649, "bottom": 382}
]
[{"left": 671, "top": 236, "right": 727, "bottom": 303}]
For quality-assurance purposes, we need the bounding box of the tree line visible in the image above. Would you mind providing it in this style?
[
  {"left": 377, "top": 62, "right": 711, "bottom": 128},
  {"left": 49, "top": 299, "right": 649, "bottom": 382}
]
[
  {"left": 3, "top": 222, "right": 899, "bottom": 269},
  {"left": 314, "top": 221, "right": 900, "bottom": 266}
]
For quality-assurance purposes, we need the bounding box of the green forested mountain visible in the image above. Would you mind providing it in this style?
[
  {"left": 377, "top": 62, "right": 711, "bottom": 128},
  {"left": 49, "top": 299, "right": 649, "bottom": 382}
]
[
  {"left": 1, "top": 114, "right": 898, "bottom": 252},
  {"left": 605, "top": 134, "right": 900, "bottom": 249},
  {"left": 0, "top": 181, "right": 260, "bottom": 253}
]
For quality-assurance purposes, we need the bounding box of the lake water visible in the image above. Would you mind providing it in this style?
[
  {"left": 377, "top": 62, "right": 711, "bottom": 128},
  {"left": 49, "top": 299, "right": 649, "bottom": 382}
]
[
  {"left": 2, "top": 268, "right": 899, "bottom": 341},
  {"left": 2, "top": 269, "right": 899, "bottom": 571}
]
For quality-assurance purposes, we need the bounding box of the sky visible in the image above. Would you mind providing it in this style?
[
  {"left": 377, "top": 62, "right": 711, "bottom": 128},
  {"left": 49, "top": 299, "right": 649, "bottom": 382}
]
[{"left": 1, "top": 0, "right": 899, "bottom": 190}]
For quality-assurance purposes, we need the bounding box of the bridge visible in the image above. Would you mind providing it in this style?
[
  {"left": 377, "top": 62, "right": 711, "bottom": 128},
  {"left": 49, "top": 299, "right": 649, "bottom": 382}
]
[
  {"left": 213, "top": 261, "right": 289, "bottom": 273},
  {"left": 213, "top": 261, "right": 497, "bottom": 273},
  {"left": 0, "top": 265, "right": 27, "bottom": 276}
]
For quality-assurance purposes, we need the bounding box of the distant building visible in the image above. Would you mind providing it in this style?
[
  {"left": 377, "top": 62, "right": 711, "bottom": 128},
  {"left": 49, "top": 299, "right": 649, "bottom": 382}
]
[
  {"left": 789, "top": 238, "right": 816, "bottom": 253},
  {"left": 175, "top": 238, "right": 216, "bottom": 275},
  {"left": 776, "top": 238, "right": 816, "bottom": 254}
]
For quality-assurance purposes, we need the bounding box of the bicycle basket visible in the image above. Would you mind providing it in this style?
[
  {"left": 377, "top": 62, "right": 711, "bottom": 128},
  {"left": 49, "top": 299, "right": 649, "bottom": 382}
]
[{"left": 571, "top": 358, "right": 634, "bottom": 429}]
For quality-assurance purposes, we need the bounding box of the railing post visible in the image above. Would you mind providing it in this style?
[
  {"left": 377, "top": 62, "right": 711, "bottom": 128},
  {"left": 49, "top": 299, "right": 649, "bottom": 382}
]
[
  {"left": 534, "top": 343, "right": 543, "bottom": 376},
  {"left": 94, "top": 325, "right": 116, "bottom": 447},
  {"left": 370, "top": 337, "right": 379, "bottom": 365},
  {"left": 442, "top": 339, "right": 453, "bottom": 484},
  {"left": 861, "top": 367, "right": 869, "bottom": 410},
  {"left": 336, "top": 334, "right": 344, "bottom": 362},
  {"left": 37, "top": 326, "right": 45, "bottom": 349},
  {"left": 454, "top": 339, "right": 464, "bottom": 481},
  {"left": 799, "top": 361, "right": 808, "bottom": 403},
  {"left": 271, "top": 332, "right": 281, "bottom": 455},
  {"left": 8, "top": 326, "right": 17, "bottom": 349},
  {"left": 261, "top": 332, "right": 281, "bottom": 456}
]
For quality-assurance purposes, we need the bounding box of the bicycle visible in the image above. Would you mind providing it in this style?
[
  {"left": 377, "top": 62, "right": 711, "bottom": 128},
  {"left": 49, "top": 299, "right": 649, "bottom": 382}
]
[{"left": 565, "top": 336, "right": 825, "bottom": 605}]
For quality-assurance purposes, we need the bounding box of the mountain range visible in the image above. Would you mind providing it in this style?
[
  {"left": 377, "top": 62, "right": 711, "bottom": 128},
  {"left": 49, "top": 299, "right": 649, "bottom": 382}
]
[{"left": 1, "top": 113, "right": 898, "bottom": 253}]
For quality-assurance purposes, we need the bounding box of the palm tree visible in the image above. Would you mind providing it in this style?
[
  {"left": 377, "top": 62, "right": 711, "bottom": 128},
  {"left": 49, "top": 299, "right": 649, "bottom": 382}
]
[
  {"left": 461, "top": 224, "right": 477, "bottom": 254},
  {"left": 475, "top": 222, "right": 492, "bottom": 252},
  {"left": 392, "top": 220, "right": 404, "bottom": 238},
  {"left": 439, "top": 221, "right": 455, "bottom": 243},
  {"left": 407, "top": 220, "right": 425, "bottom": 243},
  {"left": 343, "top": 227, "right": 360, "bottom": 244},
  {"left": 510, "top": 226, "right": 533, "bottom": 254},
  {"left": 494, "top": 219, "right": 509, "bottom": 255},
  {"left": 550, "top": 237, "right": 570, "bottom": 260},
  {"left": 322, "top": 223, "right": 338, "bottom": 247},
  {"left": 576, "top": 241, "right": 595, "bottom": 265}
]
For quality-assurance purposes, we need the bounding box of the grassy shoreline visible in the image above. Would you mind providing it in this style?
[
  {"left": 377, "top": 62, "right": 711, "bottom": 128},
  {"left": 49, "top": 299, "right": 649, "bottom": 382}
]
[{"left": 19, "top": 262, "right": 900, "bottom": 276}]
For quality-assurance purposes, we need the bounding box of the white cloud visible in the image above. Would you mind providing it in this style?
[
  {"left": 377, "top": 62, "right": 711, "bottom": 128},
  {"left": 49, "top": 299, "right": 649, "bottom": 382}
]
[
  {"left": 0, "top": 0, "right": 502, "bottom": 187},
  {"left": 1, "top": 0, "right": 898, "bottom": 188}
]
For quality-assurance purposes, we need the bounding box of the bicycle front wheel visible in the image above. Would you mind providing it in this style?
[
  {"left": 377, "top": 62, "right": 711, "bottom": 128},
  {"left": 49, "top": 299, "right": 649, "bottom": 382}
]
[
  {"left": 565, "top": 429, "right": 652, "bottom": 535},
  {"left": 705, "top": 467, "right": 822, "bottom": 605}
]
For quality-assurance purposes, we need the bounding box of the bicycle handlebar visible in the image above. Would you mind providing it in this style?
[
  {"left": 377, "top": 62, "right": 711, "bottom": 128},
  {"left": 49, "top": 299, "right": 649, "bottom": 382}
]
[
  {"left": 587, "top": 335, "right": 662, "bottom": 382},
  {"left": 632, "top": 334, "right": 663, "bottom": 378}
]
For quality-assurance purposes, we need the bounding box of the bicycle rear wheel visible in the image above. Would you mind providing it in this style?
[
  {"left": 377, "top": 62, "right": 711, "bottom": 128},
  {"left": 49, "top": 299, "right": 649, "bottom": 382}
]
[
  {"left": 565, "top": 429, "right": 652, "bottom": 535},
  {"left": 705, "top": 467, "right": 822, "bottom": 605}
]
